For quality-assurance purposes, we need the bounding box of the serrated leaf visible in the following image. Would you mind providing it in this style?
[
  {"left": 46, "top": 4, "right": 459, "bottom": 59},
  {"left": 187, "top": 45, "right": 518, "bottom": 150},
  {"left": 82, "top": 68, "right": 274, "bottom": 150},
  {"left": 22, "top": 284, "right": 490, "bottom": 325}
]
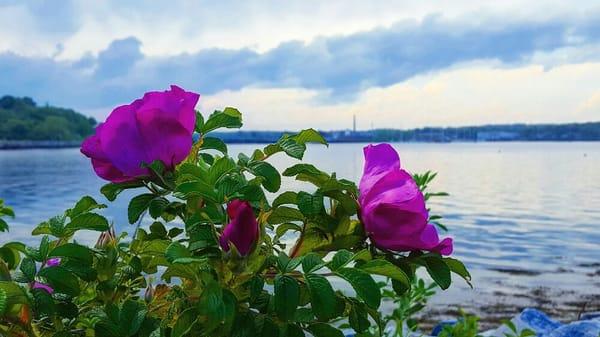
[
  {"left": 274, "top": 275, "right": 300, "bottom": 321},
  {"left": 128, "top": 194, "right": 154, "bottom": 224},
  {"left": 247, "top": 161, "right": 281, "bottom": 193},
  {"left": 49, "top": 243, "right": 93, "bottom": 265},
  {"left": 268, "top": 207, "right": 304, "bottom": 224},
  {"left": 119, "top": 300, "right": 147, "bottom": 336},
  {"left": 273, "top": 191, "right": 298, "bottom": 208},
  {"left": 307, "top": 323, "right": 344, "bottom": 337},
  {"left": 358, "top": 259, "right": 410, "bottom": 287},
  {"left": 304, "top": 274, "right": 337, "bottom": 320},
  {"left": 421, "top": 255, "right": 451, "bottom": 290},
  {"left": 200, "top": 137, "right": 228, "bottom": 154},
  {"left": 176, "top": 180, "right": 219, "bottom": 202},
  {"left": 293, "top": 129, "right": 328, "bottom": 145},
  {"left": 39, "top": 266, "right": 80, "bottom": 296},
  {"left": 100, "top": 182, "right": 144, "bottom": 201},
  {"left": 444, "top": 257, "right": 472, "bottom": 287},
  {"left": 20, "top": 257, "right": 36, "bottom": 281},
  {"left": 71, "top": 196, "right": 106, "bottom": 217},
  {"left": 201, "top": 107, "right": 243, "bottom": 133},
  {"left": 297, "top": 191, "right": 324, "bottom": 216},
  {"left": 335, "top": 268, "right": 380, "bottom": 309},
  {"left": 148, "top": 197, "right": 169, "bottom": 219},
  {"left": 164, "top": 242, "right": 191, "bottom": 264},
  {"left": 301, "top": 253, "right": 325, "bottom": 273},
  {"left": 282, "top": 164, "right": 330, "bottom": 186},
  {"left": 0, "top": 288, "right": 6, "bottom": 314},
  {"left": 171, "top": 307, "right": 198, "bottom": 337},
  {"left": 65, "top": 213, "right": 109, "bottom": 233},
  {"left": 328, "top": 250, "right": 353, "bottom": 271}
]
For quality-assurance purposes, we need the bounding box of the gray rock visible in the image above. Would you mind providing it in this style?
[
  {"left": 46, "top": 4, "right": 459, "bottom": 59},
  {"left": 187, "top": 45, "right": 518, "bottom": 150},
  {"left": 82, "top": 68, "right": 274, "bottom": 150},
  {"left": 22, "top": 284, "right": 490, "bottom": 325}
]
[{"left": 547, "top": 320, "right": 600, "bottom": 337}]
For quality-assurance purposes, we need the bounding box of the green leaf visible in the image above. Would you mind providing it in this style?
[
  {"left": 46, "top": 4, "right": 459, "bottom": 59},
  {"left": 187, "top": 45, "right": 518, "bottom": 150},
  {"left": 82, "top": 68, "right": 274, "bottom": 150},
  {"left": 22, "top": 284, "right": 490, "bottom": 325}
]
[
  {"left": 282, "top": 164, "right": 330, "bottom": 186},
  {"left": 293, "top": 129, "right": 328, "bottom": 145},
  {"left": 128, "top": 194, "right": 154, "bottom": 224},
  {"left": 172, "top": 307, "right": 198, "bottom": 337},
  {"left": 148, "top": 197, "right": 169, "bottom": 219},
  {"left": 247, "top": 161, "right": 281, "bottom": 193},
  {"left": 164, "top": 242, "right": 191, "bottom": 264},
  {"left": 49, "top": 243, "right": 93, "bottom": 265},
  {"left": 200, "top": 137, "right": 228, "bottom": 154},
  {"left": 307, "top": 323, "right": 344, "bottom": 337},
  {"left": 297, "top": 192, "right": 324, "bottom": 216},
  {"left": 279, "top": 137, "right": 307, "bottom": 159},
  {"left": 0, "top": 288, "right": 6, "bottom": 314},
  {"left": 201, "top": 107, "right": 243, "bottom": 133},
  {"left": 100, "top": 182, "right": 144, "bottom": 201},
  {"left": 273, "top": 191, "right": 298, "bottom": 208},
  {"left": 274, "top": 275, "right": 300, "bottom": 321},
  {"left": 301, "top": 253, "right": 325, "bottom": 273},
  {"left": 119, "top": 300, "right": 147, "bottom": 336},
  {"left": 335, "top": 268, "right": 381, "bottom": 309},
  {"left": 358, "top": 259, "right": 410, "bottom": 287},
  {"left": 65, "top": 213, "right": 109, "bottom": 233},
  {"left": 0, "top": 281, "right": 29, "bottom": 307},
  {"left": 349, "top": 302, "right": 370, "bottom": 333},
  {"left": 208, "top": 156, "right": 236, "bottom": 184},
  {"left": 39, "top": 266, "right": 80, "bottom": 296},
  {"left": 0, "top": 219, "right": 7, "bottom": 233},
  {"left": 328, "top": 250, "right": 353, "bottom": 271},
  {"left": 20, "top": 257, "right": 36, "bottom": 281},
  {"left": 176, "top": 180, "right": 219, "bottom": 202},
  {"left": 421, "top": 255, "right": 451, "bottom": 290},
  {"left": 71, "top": 196, "right": 106, "bottom": 217},
  {"left": 443, "top": 257, "right": 472, "bottom": 287},
  {"left": 268, "top": 206, "right": 304, "bottom": 224},
  {"left": 304, "top": 274, "right": 337, "bottom": 320},
  {"left": 275, "top": 223, "right": 302, "bottom": 239}
]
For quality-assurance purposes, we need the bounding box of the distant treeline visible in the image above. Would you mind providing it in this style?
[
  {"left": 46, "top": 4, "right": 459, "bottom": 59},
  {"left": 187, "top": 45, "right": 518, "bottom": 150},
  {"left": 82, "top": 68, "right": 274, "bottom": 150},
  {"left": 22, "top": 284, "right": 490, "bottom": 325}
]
[
  {"left": 1, "top": 95, "right": 599, "bottom": 144},
  {"left": 213, "top": 122, "right": 600, "bottom": 143},
  {"left": 0, "top": 96, "right": 96, "bottom": 141}
]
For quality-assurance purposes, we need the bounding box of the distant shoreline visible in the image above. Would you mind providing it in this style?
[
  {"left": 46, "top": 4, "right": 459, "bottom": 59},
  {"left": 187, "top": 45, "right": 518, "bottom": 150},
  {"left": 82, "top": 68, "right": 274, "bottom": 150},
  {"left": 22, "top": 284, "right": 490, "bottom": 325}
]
[
  {"left": 0, "top": 140, "right": 82, "bottom": 150},
  {"left": 1, "top": 138, "right": 599, "bottom": 150}
]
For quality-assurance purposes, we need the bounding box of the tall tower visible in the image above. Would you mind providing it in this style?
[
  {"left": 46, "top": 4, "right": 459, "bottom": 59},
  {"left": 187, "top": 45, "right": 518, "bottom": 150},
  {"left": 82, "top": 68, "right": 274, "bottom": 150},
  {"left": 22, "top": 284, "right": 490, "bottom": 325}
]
[{"left": 353, "top": 114, "right": 356, "bottom": 132}]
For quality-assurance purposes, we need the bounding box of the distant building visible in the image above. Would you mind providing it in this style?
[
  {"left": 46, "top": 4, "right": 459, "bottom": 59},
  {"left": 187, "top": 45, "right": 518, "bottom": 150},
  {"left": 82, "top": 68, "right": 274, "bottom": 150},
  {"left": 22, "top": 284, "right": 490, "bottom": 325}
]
[{"left": 476, "top": 131, "right": 519, "bottom": 141}]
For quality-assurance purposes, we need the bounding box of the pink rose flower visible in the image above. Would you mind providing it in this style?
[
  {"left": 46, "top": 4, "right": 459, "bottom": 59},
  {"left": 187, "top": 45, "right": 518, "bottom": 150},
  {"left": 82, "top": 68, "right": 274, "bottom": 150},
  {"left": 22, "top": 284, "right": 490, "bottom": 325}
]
[
  {"left": 359, "top": 143, "right": 453, "bottom": 255},
  {"left": 81, "top": 85, "right": 200, "bottom": 183}
]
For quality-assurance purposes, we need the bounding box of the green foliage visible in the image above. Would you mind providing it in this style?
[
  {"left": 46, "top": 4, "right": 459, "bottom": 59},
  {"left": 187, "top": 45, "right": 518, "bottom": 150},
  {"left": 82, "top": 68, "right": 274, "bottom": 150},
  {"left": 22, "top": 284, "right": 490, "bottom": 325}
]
[
  {"left": 0, "top": 107, "right": 469, "bottom": 337},
  {"left": 438, "top": 310, "right": 482, "bottom": 337},
  {"left": 0, "top": 95, "right": 96, "bottom": 140},
  {"left": 0, "top": 199, "right": 14, "bottom": 233}
]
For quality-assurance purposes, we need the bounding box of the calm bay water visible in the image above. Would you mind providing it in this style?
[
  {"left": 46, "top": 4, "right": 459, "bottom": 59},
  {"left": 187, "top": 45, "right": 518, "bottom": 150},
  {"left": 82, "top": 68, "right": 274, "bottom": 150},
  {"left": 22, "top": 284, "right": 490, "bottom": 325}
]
[{"left": 1, "top": 142, "right": 599, "bottom": 323}]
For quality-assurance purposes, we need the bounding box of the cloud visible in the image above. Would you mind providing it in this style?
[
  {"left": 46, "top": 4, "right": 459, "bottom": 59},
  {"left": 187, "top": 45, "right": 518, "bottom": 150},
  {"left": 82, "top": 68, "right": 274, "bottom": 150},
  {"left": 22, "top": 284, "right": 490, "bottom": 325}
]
[
  {"left": 200, "top": 62, "right": 600, "bottom": 130},
  {"left": 1, "top": 12, "right": 600, "bottom": 129}
]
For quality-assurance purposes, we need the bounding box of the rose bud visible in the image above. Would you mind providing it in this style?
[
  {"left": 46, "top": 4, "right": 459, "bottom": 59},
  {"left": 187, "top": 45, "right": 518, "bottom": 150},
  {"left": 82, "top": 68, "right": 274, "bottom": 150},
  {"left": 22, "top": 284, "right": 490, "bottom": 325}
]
[
  {"left": 81, "top": 85, "right": 200, "bottom": 183},
  {"left": 32, "top": 281, "right": 54, "bottom": 294},
  {"left": 359, "top": 143, "right": 453, "bottom": 255},
  {"left": 144, "top": 283, "right": 154, "bottom": 303},
  {"left": 219, "top": 200, "right": 259, "bottom": 256},
  {"left": 46, "top": 258, "right": 61, "bottom": 267}
]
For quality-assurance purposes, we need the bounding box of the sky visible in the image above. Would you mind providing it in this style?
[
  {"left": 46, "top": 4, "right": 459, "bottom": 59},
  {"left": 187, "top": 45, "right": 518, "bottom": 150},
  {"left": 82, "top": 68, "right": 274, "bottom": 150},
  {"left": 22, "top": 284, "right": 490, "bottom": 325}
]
[{"left": 1, "top": 0, "right": 599, "bottom": 130}]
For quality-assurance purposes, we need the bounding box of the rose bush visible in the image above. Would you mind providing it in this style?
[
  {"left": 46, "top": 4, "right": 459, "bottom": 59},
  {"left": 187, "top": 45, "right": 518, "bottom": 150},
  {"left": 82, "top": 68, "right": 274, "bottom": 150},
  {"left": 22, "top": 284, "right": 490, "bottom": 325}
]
[{"left": 0, "top": 86, "right": 470, "bottom": 337}]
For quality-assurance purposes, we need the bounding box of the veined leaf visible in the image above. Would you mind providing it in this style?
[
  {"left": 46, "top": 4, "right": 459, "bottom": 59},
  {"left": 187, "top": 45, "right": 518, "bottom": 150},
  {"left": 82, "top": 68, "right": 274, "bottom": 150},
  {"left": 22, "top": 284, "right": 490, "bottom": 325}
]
[
  {"left": 274, "top": 275, "right": 300, "bottom": 321},
  {"left": 335, "top": 268, "right": 381, "bottom": 309},
  {"left": 128, "top": 194, "right": 154, "bottom": 224},
  {"left": 304, "top": 274, "right": 337, "bottom": 320}
]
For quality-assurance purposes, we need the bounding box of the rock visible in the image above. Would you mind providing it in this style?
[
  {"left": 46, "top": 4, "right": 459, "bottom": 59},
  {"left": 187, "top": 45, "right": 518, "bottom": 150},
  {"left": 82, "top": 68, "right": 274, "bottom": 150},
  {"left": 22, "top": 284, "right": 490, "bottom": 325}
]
[
  {"left": 580, "top": 312, "right": 600, "bottom": 321},
  {"left": 547, "top": 320, "right": 600, "bottom": 337},
  {"left": 483, "top": 308, "right": 562, "bottom": 337},
  {"left": 431, "top": 319, "right": 458, "bottom": 336}
]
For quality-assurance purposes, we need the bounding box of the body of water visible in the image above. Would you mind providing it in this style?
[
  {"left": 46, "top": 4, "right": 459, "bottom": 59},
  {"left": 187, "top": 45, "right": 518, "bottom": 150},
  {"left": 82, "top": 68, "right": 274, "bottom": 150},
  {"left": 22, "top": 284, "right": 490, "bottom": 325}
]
[{"left": 1, "top": 142, "right": 599, "bottom": 326}]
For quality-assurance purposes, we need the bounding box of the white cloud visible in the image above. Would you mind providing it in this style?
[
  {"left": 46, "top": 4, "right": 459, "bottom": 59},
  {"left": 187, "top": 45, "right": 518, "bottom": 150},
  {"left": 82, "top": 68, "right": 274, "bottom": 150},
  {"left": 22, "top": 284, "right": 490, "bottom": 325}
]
[
  {"left": 2, "top": 0, "right": 600, "bottom": 59},
  {"left": 199, "top": 62, "right": 600, "bottom": 130}
]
